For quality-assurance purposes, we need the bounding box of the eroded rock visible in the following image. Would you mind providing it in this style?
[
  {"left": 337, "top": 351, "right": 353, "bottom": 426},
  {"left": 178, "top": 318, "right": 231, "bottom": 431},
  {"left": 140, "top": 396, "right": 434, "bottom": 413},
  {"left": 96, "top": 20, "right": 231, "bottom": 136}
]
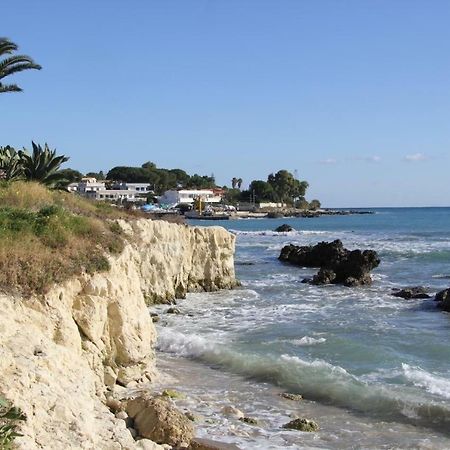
[
  {"left": 280, "top": 392, "right": 303, "bottom": 401},
  {"left": 274, "top": 224, "right": 294, "bottom": 232},
  {"left": 282, "top": 418, "right": 319, "bottom": 432},
  {"left": 221, "top": 405, "right": 244, "bottom": 419},
  {"left": 279, "top": 239, "right": 380, "bottom": 286},
  {"left": 161, "top": 389, "right": 186, "bottom": 400},
  {"left": 189, "top": 438, "right": 241, "bottom": 450},
  {"left": 392, "top": 287, "right": 431, "bottom": 299},
  {"left": 436, "top": 288, "right": 450, "bottom": 311},
  {"left": 126, "top": 394, "right": 194, "bottom": 446},
  {"left": 239, "top": 417, "right": 258, "bottom": 425}
]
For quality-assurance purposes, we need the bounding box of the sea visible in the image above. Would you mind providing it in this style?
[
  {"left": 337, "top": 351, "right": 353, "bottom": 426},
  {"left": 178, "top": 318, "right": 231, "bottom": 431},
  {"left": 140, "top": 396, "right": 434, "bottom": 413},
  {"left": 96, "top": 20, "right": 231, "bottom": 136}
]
[{"left": 151, "top": 208, "right": 450, "bottom": 449}]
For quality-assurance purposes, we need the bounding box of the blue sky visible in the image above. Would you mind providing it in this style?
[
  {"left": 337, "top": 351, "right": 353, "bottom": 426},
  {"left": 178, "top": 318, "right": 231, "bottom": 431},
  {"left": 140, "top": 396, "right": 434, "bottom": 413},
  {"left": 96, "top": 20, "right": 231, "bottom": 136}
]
[{"left": 2, "top": 0, "right": 450, "bottom": 207}]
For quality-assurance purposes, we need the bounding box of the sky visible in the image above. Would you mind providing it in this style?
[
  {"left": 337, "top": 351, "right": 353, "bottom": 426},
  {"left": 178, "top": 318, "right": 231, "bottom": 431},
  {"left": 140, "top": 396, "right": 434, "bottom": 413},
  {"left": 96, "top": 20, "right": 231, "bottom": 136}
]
[{"left": 2, "top": 0, "right": 450, "bottom": 207}]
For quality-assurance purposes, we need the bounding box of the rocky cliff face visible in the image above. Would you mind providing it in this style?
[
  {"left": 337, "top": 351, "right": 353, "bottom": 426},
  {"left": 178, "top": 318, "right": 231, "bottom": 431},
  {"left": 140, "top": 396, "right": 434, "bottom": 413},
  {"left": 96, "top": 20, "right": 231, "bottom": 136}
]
[{"left": 0, "top": 219, "right": 237, "bottom": 450}]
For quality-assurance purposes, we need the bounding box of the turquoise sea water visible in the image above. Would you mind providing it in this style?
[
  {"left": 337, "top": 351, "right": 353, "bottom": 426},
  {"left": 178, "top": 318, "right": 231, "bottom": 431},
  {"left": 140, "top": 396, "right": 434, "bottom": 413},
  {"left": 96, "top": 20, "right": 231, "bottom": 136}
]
[{"left": 154, "top": 208, "right": 450, "bottom": 449}]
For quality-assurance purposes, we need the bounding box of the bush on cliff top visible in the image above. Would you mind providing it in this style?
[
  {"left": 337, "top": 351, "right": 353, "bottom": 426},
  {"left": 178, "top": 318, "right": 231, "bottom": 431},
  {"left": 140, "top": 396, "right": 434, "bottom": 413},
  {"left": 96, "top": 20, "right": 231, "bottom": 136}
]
[{"left": 0, "top": 181, "right": 139, "bottom": 296}]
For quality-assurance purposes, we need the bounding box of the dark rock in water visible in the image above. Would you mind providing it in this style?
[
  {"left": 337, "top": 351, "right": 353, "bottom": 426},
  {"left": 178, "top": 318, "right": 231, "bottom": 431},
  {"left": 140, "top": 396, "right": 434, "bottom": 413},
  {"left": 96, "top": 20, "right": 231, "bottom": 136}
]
[
  {"left": 189, "top": 438, "right": 242, "bottom": 450},
  {"left": 311, "top": 268, "right": 337, "bottom": 285},
  {"left": 436, "top": 288, "right": 450, "bottom": 312},
  {"left": 235, "top": 261, "right": 255, "bottom": 266},
  {"left": 239, "top": 417, "right": 258, "bottom": 425},
  {"left": 282, "top": 418, "right": 319, "bottom": 432},
  {"left": 166, "top": 307, "right": 181, "bottom": 314},
  {"left": 392, "top": 287, "right": 431, "bottom": 299},
  {"left": 301, "top": 278, "right": 312, "bottom": 284},
  {"left": 280, "top": 392, "right": 303, "bottom": 401},
  {"left": 274, "top": 224, "right": 294, "bottom": 232},
  {"left": 279, "top": 239, "right": 380, "bottom": 287}
]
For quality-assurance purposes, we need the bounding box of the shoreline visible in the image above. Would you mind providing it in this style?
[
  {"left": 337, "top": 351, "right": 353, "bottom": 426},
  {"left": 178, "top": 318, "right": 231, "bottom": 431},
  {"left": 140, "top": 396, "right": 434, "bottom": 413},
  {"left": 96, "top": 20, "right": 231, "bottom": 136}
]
[{"left": 152, "top": 296, "right": 450, "bottom": 450}]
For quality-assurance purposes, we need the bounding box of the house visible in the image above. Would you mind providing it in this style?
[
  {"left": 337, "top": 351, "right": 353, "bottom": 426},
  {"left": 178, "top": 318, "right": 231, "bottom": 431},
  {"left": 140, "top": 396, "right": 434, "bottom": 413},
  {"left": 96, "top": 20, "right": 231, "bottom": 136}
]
[
  {"left": 68, "top": 178, "right": 144, "bottom": 203},
  {"left": 159, "top": 189, "right": 222, "bottom": 206},
  {"left": 77, "top": 177, "right": 106, "bottom": 194},
  {"left": 110, "top": 182, "right": 153, "bottom": 194},
  {"left": 86, "top": 190, "right": 137, "bottom": 202}
]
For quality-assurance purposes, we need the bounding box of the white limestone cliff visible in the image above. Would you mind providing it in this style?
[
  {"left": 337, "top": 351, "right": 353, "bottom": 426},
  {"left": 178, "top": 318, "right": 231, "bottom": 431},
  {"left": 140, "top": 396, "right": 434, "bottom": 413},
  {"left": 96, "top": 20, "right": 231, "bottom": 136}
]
[{"left": 0, "top": 219, "right": 237, "bottom": 449}]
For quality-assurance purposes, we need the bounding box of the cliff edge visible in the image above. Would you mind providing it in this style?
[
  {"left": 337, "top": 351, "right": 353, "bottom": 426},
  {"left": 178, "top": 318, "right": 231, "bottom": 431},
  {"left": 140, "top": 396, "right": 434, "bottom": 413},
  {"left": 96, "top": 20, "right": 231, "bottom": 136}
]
[{"left": 0, "top": 219, "right": 237, "bottom": 449}]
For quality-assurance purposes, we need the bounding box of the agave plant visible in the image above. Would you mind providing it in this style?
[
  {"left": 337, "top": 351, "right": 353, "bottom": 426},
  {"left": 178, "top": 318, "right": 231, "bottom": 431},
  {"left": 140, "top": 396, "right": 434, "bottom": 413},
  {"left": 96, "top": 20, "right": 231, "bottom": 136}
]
[
  {"left": 19, "top": 142, "right": 69, "bottom": 188},
  {"left": 0, "top": 145, "right": 23, "bottom": 181},
  {"left": 0, "top": 37, "right": 41, "bottom": 94}
]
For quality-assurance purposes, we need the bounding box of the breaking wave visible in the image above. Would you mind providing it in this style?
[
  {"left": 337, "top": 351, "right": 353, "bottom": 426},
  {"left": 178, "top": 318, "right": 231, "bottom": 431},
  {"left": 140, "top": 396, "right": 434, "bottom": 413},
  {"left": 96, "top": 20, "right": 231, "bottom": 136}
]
[{"left": 157, "top": 329, "right": 450, "bottom": 433}]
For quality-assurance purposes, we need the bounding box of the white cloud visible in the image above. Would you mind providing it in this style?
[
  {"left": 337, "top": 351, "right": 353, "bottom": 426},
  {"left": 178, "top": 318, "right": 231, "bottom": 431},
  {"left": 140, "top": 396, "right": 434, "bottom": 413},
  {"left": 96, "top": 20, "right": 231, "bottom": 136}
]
[
  {"left": 404, "top": 153, "right": 427, "bottom": 162},
  {"left": 319, "top": 158, "right": 337, "bottom": 165},
  {"left": 366, "top": 155, "right": 381, "bottom": 163}
]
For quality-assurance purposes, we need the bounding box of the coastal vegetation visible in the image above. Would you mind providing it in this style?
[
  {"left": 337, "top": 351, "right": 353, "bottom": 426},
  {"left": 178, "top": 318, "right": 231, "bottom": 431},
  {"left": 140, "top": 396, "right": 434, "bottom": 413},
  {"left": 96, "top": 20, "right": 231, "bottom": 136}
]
[
  {"left": 106, "top": 162, "right": 215, "bottom": 194},
  {"left": 0, "top": 181, "right": 134, "bottom": 296},
  {"left": 0, "top": 142, "right": 69, "bottom": 188},
  {"left": 0, "top": 396, "right": 26, "bottom": 449},
  {"left": 0, "top": 37, "right": 41, "bottom": 94},
  {"left": 225, "top": 169, "right": 311, "bottom": 207}
]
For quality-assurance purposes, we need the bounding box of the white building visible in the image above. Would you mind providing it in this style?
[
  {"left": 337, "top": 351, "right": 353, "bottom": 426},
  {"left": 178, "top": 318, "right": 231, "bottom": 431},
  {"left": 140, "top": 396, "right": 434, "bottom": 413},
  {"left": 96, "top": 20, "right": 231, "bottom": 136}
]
[
  {"left": 68, "top": 178, "right": 150, "bottom": 203},
  {"left": 110, "top": 182, "right": 153, "bottom": 194},
  {"left": 85, "top": 190, "right": 137, "bottom": 202},
  {"left": 77, "top": 177, "right": 106, "bottom": 194},
  {"left": 159, "top": 189, "right": 222, "bottom": 205}
]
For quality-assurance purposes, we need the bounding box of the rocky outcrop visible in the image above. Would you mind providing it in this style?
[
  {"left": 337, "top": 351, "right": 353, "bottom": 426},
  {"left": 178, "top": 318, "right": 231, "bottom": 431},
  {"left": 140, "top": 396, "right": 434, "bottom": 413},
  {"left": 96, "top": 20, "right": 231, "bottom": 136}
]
[
  {"left": 0, "top": 219, "right": 237, "bottom": 449},
  {"left": 279, "top": 239, "right": 380, "bottom": 286},
  {"left": 391, "top": 287, "right": 431, "bottom": 299},
  {"left": 282, "top": 418, "right": 319, "bottom": 432},
  {"left": 279, "top": 392, "right": 303, "bottom": 401},
  {"left": 436, "top": 288, "right": 450, "bottom": 311},
  {"left": 274, "top": 224, "right": 294, "bottom": 232},
  {"left": 126, "top": 394, "right": 194, "bottom": 446},
  {"left": 189, "top": 438, "right": 241, "bottom": 450}
]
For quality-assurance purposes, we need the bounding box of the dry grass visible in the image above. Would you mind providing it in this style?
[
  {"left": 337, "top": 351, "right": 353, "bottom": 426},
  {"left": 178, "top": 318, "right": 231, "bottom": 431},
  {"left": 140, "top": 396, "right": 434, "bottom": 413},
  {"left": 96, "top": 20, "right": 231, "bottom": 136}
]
[{"left": 0, "top": 181, "right": 132, "bottom": 296}]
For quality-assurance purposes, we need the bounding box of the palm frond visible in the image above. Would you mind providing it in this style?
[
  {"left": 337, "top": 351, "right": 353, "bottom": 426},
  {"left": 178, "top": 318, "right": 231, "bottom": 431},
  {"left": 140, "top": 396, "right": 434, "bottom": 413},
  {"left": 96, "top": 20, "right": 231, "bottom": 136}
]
[
  {"left": 0, "top": 38, "right": 40, "bottom": 94},
  {"left": 0, "top": 38, "right": 18, "bottom": 55},
  {"left": 0, "top": 83, "right": 22, "bottom": 93},
  {"left": 0, "top": 55, "right": 41, "bottom": 79}
]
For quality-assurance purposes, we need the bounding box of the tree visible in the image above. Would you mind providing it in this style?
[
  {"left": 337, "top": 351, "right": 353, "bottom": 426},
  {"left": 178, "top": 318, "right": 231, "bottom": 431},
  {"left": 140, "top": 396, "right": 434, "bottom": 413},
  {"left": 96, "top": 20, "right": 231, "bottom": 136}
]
[
  {"left": 186, "top": 174, "right": 215, "bottom": 189},
  {"left": 106, "top": 166, "right": 150, "bottom": 183},
  {"left": 19, "top": 142, "right": 69, "bottom": 188},
  {"left": 0, "top": 37, "right": 41, "bottom": 93},
  {"left": 85, "top": 171, "right": 105, "bottom": 180},
  {"left": 223, "top": 188, "right": 241, "bottom": 205},
  {"left": 248, "top": 180, "right": 275, "bottom": 202},
  {"left": 58, "top": 168, "right": 83, "bottom": 183},
  {"left": 169, "top": 168, "right": 190, "bottom": 187},
  {"left": 0, "top": 145, "right": 22, "bottom": 180},
  {"left": 267, "top": 170, "right": 308, "bottom": 205},
  {"left": 295, "top": 197, "right": 310, "bottom": 210},
  {"left": 142, "top": 161, "right": 157, "bottom": 170},
  {"left": 309, "top": 199, "right": 321, "bottom": 210},
  {"left": 237, "top": 178, "right": 243, "bottom": 189},
  {"left": 231, "top": 177, "right": 237, "bottom": 189}
]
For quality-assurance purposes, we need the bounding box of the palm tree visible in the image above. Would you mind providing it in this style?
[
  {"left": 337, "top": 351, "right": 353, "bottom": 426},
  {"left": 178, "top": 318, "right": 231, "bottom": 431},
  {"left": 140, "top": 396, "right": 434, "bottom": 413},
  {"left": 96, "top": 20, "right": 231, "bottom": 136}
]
[
  {"left": 19, "top": 142, "right": 69, "bottom": 188},
  {"left": 0, "top": 37, "right": 41, "bottom": 94},
  {"left": 231, "top": 177, "right": 237, "bottom": 189},
  {"left": 237, "top": 178, "right": 243, "bottom": 189}
]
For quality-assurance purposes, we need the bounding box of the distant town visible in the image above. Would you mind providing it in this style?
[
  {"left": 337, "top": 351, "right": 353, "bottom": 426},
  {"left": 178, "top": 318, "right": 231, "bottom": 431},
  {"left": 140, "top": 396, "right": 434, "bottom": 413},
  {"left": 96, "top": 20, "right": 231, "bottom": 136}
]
[{"left": 64, "top": 161, "right": 322, "bottom": 218}]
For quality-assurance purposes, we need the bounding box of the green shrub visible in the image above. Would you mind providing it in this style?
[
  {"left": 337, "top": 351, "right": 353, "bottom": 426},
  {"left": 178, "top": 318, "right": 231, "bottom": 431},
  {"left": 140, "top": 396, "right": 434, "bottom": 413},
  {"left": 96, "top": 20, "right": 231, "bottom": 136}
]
[
  {"left": 0, "top": 397, "right": 26, "bottom": 450},
  {"left": 0, "top": 183, "right": 129, "bottom": 296}
]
